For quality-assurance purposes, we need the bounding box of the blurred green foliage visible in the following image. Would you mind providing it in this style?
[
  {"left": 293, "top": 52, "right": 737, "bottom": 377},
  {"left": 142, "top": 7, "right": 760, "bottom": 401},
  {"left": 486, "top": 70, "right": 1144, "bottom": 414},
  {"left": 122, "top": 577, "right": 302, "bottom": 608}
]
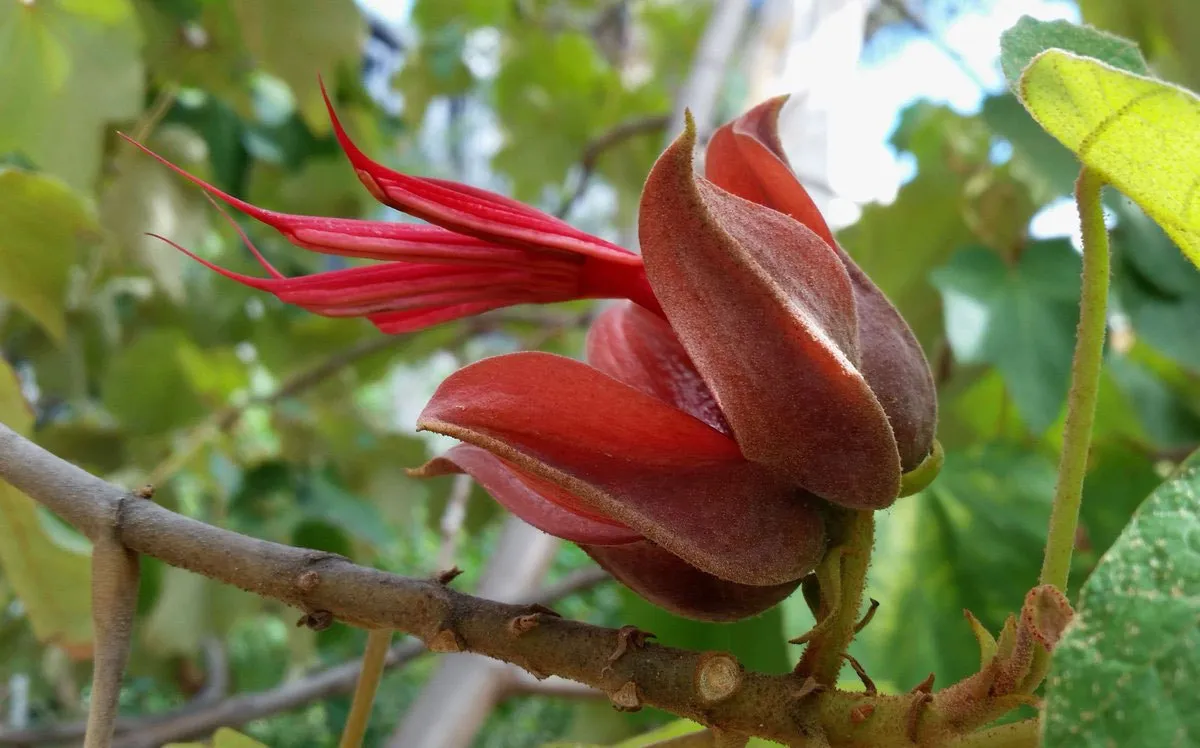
[{"left": 0, "top": 0, "right": 1197, "bottom": 746}]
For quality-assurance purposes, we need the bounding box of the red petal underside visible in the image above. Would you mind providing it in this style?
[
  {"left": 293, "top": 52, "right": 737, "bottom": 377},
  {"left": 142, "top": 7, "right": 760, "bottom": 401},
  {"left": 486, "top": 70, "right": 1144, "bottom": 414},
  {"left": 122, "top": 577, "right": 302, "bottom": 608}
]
[
  {"left": 582, "top": 541, "right": 802, "bottom": 622},
  {"left": 411, "top": 445, "right": 640, "bottom": 545},
  {"left": 319, "top": 85, "right": 638, "bottom": 265},
  {"left": 708, "top": 99, "right": 937, "bottom": 470},
  {"left": 640, "top": 118, "right": 901, "bottom": 509},
  {"left": 587, "top": 302, "right": 728, "bottom": 435},
  {"left": 417, "top": 352, "right": 826, "bottom": 585}
]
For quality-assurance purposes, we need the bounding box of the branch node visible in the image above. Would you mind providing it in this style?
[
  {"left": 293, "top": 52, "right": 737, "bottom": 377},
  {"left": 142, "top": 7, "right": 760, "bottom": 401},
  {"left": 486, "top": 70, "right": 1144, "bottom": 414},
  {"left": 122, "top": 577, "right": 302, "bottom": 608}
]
[
  {"left": 790, "top": 675, "right": 824, "bottom": 701},
  {"left": 428, "top": 628, "right": 466, "bottom": 653},
  {"left": 910, "top": 672, "right": 936, "bottom": 694},
  {"left": 601, "top": 625, "right": 655, "bottom": 676},
  {"left": 608, "top": 680, "right": 643, "bottom": 712},
  {"left": 853, "top": 598, "right": 880, "bottom": 634},
  {"left": 842, "top": 653, "right": 876, "bottom": 695},
  {"left": 906, "top": 692, "right": 933, "bottom": 743},
  {"left": 133, "top": 484, "right": 156, "bottom": 499},
  {"left": 508, "top": 613, "right": 543, "bottom": 636},
  {"left": 694, "top": 652, "right": 743, "bottom": 704},
  {"left": 296, "top": 570, "right": 320, "bottom": 593},
  {"left": 850, "top": 703, "right": 876, "bottom": 724},
  {"left": 433, "top": 566, "right": 464, "bottom": 585},
  {"left": 296, "top": 610, "right": 334, "bottom": 631}
]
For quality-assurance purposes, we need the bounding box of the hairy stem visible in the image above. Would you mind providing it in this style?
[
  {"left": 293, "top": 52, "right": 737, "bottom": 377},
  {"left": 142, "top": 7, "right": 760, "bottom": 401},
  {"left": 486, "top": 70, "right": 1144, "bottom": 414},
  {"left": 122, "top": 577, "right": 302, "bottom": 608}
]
[
  {"left": 797, "top": 510, "right": 874, "bottom": 683},
  {"left": 84, "top": 539, "right": 140, "bottom": 748},
  {"left": 337, "top": 629, "right": 393, "bottom": 748},
  {"left": 945, "top": 719, "right": 1039, "bottom": 748},
  {"left": 1041, "top": 168, "right": 1110, "bottom": 592}
]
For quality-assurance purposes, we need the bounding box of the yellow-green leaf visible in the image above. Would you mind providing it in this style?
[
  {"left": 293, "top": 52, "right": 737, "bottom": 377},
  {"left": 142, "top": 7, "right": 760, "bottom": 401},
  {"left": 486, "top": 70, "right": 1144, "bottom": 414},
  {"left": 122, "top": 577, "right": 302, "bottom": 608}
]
[
  {"left": 1017, "top": 49, "right": 1200, "bottom": 268},
  {"left": 0, "top": 360, "right": 93, "bottom": 658},
  {"left": 0, "top": 169, "right": 96, "bottom": 341}
]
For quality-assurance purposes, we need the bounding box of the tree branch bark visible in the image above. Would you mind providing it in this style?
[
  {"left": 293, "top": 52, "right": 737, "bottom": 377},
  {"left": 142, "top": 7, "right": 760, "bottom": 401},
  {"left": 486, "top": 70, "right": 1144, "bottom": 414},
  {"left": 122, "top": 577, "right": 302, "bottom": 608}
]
[{"left": 0, "top": 425, "right": 815, "bottom": 743}]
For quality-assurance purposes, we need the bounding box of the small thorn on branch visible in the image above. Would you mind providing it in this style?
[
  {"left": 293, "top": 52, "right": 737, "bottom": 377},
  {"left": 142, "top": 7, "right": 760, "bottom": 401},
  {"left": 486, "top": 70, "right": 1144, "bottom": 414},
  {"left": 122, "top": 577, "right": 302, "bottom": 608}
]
[
  {"left": 842, "top": 653, "right": 876, "bottom": 695},
  {"left": 850, "top": 703, "right": 875, "bottom": 724},
  {"left": 602, "top": 625, "right": 655, "bottom": 676},
  {"left": 297, "top": 610, "right": 334, "bottom": 631},
  {"left": 906, "top": 692, "right": 933, "bottom": 743},
  {"left": 608, "top": 680, "right": 642, "bottom": 712},
  {"left": 296, "top": 570, "right": 320, "bottom": 593},
  {"left": 909, "top": 672, "right": 935, "bottom": 694},
  {"left": 133, "top": 484, "right": 155, "bottom": 499},
  {"left": 427, "top": 628, "right": 465, "bottom": 653},
  {"left": 694, "top": 652, "right": 743, "bottom": 704},
  {"left": 433, "top": 566, "right": 463, "bottom": 585},
  {"left": 508, "top": 613, "right": 542, "bottom": 636},
  {"left": 854, "top": 598, "right": 880, "bottom": 633},
  {"left": 791, "top": 675, "right": 823, "bottom": 701}
]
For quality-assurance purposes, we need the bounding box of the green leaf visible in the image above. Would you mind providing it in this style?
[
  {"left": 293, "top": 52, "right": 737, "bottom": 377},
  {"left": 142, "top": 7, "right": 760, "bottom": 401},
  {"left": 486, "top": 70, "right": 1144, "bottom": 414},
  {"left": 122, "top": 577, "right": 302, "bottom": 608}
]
[
  {"left": 232, "top": 0, "right": 365, "bottom": 133},
  {"left": 0, "top": 359, "right": 93, "bottom": 658},
  {"left": 931, "top": 241, "right": 1082, "bottom": 433},
  {"left": 100, "top": 329, "right": 210, "bottom": 435},
  {"left": 1110, "top": 198, "right": 1200, "bottom": 371},
  {"left": 838, "top": 104, "right": 991, "bottom": 350},
  {"left": 0, "top": 0, "right": 143, "bottom": 189},
  {"left": 856, "top": 445, "right": 1055, "bottom": 689},
  {"left": 999, "top": 15, "right": 1147, "bottom": 91},
  {"left": 102, "top": 126, "right": 213, "bottom": 302},
  {"left": 0, "top": 169, "right": 97, "bottom": 341},
  {"left": 982, "top": 93, "right": 1080, "bottom": 201},
  {"left": 1043, "top": 449, "right": 1200, "bottom": 746},
  {"left": 1017, "top": 49, "right": 1200, "bottom": 269}
]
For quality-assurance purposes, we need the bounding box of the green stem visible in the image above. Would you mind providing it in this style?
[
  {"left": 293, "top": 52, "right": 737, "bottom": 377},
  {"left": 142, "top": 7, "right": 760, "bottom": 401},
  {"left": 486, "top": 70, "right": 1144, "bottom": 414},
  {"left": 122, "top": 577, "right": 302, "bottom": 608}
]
[
  {"left": 797, "top": 510, "right": 874, "bottom": 684},
  {"left": 945, "top": 719, "right": 1039, "bottom": 748},
  {"left": 338, "top": 629, "right": 393, "bottom": 748},
  {"left": 1040, "top": 168, "right": 1111, "bottom": 593}
]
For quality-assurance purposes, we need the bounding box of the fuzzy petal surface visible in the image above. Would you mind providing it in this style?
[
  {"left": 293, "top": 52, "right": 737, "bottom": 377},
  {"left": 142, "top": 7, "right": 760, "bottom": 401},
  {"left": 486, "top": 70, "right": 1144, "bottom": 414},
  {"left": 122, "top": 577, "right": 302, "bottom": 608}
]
[
  {"left": 587, "top": 302, "right": 728, "bottom": 435},
  {"left": 641, "top": 120, "right": 901, "bottom": 509},
  {"left": 412, "top": 445, "right": 640, "bottom": 545},
  {"left": 418, "top": 352, "right": 826, "bottom": 585},
  {"left": 706, "top": 98, "right": 937, "bottom": 470},
  {"left": 582, "top": 540, "right": 802, "bottom": 622}
]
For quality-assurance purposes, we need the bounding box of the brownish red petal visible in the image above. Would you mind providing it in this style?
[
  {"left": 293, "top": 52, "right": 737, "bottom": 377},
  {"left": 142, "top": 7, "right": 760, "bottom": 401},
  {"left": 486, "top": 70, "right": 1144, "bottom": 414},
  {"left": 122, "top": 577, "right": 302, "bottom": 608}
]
[
  {"left": 417, "top": 352, "right": 826, "bottom": 585},
  {"left": 706, "top": 99, "right": 937, "bottom": 469},
  {"left": 411, "top": 445, "right": 641, "bottom": 545},
  {"left": 639, "top": 118, "right": 901, "bottom": 509},
  {"left": 586, "top": 302, "right": 729, "bottom": 435},
  {"left": 582, "top": 541, "right": 803, "bottom": 622}
]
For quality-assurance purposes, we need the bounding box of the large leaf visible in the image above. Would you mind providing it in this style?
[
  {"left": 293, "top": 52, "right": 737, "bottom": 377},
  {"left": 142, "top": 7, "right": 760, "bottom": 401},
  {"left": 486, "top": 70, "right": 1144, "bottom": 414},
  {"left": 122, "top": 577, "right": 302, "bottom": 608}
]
[
  {"left": 1043, "top": 449, "right": 1200, "bottom": 746},
  {"left": 1017, "top": 50, "right": 1200, "bottom": 269},
  {"left": 931, "top": 240, "right": 1082, "bottom": 433},
  {"left": 837, "top": 103, "right": 990, "bottom": 350},
  {"left": 0, "top": 0, "right": 143, "bottom": 189},
  {"left": 855, "top": 445, "right": 1055, "bottom": 689},
  {"left": 998, "top": 15, "right": 1147, "bottom": 89},
  {"left": 1078, "top": 0, "right": 1200, "bottom": 90},
  {"left": 0, "top": 360, "right": 93, "bottom": 657},
  {"left": 232, "top": 0, "right": 364, "bottom": 132},
  {"left": 0, "top": 169, "right": 97, "bottom": 341}
]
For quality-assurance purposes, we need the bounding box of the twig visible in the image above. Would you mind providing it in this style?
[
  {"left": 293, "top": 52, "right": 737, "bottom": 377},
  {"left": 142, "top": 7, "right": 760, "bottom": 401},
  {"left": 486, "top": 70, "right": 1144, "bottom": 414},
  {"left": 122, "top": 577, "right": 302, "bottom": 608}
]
[
  {"left": 0, "top": 566, "right": 609, "bottom": 746},
  {"left": 877, "top": 0, "right": 988, "bottom": 90},
  {"left": 337, "top": 630, "right": 393, "bottom": 748},
  {"left": 555, "top": 114, "right": 670, "bottom": 219},
  {"left": 435, "top": 475, "right": 473, "bottom": 571},
  {"left": 0, "top": 424, "right": 805, "bottom": 742},
  {"left": 83, "top": 538, "right": 140, "bottom": 748}
]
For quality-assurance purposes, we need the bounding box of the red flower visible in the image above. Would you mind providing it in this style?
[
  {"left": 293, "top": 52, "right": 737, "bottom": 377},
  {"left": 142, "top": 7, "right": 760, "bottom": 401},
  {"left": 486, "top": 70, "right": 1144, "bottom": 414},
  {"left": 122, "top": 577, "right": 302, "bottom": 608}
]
[{"left": 138, "top": 93, "right": 936, "bottom": 622}]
